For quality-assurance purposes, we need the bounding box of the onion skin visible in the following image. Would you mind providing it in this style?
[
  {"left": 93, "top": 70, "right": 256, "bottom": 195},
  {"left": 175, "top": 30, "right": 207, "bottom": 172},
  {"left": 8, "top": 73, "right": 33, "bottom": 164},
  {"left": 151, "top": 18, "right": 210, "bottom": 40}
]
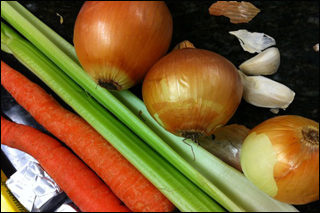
[
  {"left": 142, "top": 48, "right": 243, "bottom": 140},
  {"left": 199, "top": 124, "right": 251, "bottom": 172},
  {"left": 241, "top": 115, "right": 319, "bottom": 204},
  {"left": 73, "top": 1, "right": 173, "bottom": 90}
]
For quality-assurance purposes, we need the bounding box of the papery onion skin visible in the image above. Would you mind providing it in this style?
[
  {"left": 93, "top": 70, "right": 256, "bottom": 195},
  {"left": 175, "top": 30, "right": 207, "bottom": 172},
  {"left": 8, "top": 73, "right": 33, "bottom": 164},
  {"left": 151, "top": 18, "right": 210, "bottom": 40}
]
[
  {"left": 241, "top": 115, "right": 319, "bottom": 204},
  {"left": 142, "top": 48, "right": 243, "bottom": 141},
  {"left": 73, "top": 1, "right": 173, "bottom": 91},
  {"left": 209, "top": 1, "right": 260, "bottom": 24}
]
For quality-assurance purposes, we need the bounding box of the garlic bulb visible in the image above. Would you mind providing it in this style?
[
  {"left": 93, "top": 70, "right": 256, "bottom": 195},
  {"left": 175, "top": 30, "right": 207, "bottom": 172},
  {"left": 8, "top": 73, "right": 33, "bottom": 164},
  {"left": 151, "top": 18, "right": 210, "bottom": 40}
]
[
  {"left": 229, "top": 30, "right": 276, "bottom": 53},
  {"left": 238, "top": 71, "right": 295, "bottom": 109},
  {"left": 239, "top": 47, "right": 280, "bottom": 75}
]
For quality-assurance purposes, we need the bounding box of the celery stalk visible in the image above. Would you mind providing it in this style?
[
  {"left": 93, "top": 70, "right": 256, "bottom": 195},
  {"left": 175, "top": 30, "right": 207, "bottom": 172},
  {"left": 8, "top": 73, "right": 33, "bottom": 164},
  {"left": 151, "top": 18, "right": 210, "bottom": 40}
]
[
  {"left": 1, "top": 21, "right": 225, "bottom": 212},
  {"left": 1, "top": 1, "right": 299, "bottom": 212}
]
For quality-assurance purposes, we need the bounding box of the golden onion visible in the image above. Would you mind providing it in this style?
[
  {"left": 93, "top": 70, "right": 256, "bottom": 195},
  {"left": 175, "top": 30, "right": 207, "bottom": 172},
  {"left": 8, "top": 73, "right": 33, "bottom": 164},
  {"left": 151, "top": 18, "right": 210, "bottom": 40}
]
[
  {"left": 142, "top": 48, "right": 243, "bottom": 142},
  {"left": 241, "top": 115, "right": 319, "bottom": 204},
  {"left": 73, "top": 1, "right": 173, "bottom": 91}
]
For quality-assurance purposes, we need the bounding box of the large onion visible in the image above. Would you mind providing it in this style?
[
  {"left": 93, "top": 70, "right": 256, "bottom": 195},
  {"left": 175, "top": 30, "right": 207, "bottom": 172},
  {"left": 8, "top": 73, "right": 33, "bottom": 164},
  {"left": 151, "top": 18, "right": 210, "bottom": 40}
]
[
  {"left": 73, "top": 1, "right": 173, "bottom": 91},
  {"left": 240, "top": 115, "right": 319, "bottom": 204},
  {"left": 142, "top": 48, "right": 243, "bottom": 142}
]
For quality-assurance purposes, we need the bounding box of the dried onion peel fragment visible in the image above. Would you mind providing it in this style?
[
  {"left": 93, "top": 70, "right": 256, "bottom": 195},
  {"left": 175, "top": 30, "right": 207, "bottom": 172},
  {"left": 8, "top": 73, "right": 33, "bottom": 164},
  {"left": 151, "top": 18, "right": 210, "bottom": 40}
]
[
  {"left": 209, "top": 1, "right": 260, "bottom": 24},
  {"left": 173, "top": 40, "right": 195, "bottom": 51}
]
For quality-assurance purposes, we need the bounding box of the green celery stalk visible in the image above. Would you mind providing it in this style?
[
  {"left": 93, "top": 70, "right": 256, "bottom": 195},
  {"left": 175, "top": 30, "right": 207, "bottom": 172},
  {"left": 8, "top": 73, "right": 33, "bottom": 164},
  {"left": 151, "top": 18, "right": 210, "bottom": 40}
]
[
  {"left": 1, "top": 21, "right": 225, "bottom": 212},
  {"left": 1, "top": 1, "right": 299, "bottom": 212}
]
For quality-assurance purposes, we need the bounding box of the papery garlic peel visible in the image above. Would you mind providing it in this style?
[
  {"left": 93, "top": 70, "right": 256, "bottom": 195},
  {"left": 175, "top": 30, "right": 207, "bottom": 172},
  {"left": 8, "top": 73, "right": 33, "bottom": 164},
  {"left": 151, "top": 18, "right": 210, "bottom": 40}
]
[
  {"left": 241, "top": 115, "right": 319, "bottom": 204},
  {"left": 229, "top": 30, "right": 276, "bottom": 53}
]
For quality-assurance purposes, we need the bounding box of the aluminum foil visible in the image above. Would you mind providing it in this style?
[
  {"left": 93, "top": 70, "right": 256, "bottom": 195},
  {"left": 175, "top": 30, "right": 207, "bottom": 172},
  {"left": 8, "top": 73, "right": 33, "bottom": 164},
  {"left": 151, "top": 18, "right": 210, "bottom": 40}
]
[
  {"left": 55, "top": 202, "right": 81, "bottom": 212},
  {"left": 1, "top": 144, "right": 38, "bottom": 171},
  {"left": 6, "top": 161, "right": 63, "bottom": 212}
]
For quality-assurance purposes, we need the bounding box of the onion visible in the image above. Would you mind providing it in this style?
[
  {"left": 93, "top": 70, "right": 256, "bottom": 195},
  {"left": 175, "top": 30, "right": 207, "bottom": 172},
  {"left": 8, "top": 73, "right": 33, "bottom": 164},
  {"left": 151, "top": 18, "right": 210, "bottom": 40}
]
[
  {"left": 199, "top": 124, "right": 251, "bottom": 172},
  {"left": 73, "top": 1, "right": 173, "bottom": 91},
  {"left": 142, "top": 48, "right": 243, "bottom": 142},
  {"left": 240, "top": 115, "right": 319, "bottom": 204}
]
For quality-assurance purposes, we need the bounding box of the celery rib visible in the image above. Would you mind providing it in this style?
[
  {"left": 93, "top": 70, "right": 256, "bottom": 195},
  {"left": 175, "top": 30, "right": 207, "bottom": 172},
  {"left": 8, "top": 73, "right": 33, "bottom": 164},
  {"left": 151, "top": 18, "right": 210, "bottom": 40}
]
[
  {"left": 1, "top": 21, "right": 225, "bottom": 212},
  {"left": 1, "top": 1, "right": 299, "bottom": 212}
]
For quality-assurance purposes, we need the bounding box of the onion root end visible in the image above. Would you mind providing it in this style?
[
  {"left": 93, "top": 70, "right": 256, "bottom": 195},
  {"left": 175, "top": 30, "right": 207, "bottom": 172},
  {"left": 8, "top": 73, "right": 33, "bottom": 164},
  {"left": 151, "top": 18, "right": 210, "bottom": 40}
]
[{"left": 98, "top": 79, "right": 122, "bottom": 91}]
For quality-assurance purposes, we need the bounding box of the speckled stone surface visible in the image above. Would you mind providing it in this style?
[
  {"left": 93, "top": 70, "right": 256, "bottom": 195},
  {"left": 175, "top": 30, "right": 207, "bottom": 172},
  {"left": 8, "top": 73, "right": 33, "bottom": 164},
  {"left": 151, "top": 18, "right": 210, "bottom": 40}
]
[{"left": 1, "top": 1, "right": 319, "bottom": 212}]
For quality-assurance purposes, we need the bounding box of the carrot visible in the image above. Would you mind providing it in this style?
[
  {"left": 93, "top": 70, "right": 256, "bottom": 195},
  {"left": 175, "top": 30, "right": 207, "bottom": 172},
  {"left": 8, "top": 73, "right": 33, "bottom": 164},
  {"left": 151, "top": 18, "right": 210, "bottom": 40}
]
[
  {"left": 1, "top": 61, "right": 175, "bottom": 212},
  {"left": 1, "top": 116, "right": 130, "bottom": 212}
]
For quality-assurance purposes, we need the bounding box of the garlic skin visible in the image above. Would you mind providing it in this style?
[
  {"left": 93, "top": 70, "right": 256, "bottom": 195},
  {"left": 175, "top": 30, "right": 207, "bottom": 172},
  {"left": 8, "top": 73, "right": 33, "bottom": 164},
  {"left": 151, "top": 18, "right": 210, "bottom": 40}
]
[
  {"left": 239, "top": 47, "right": 280, "bottom": 75},
  {"left": 229, "top": 30, "right": 276, "bottom": 53},
  {"left": 238, "top": 71, "right": 295, "bottom": 109}
]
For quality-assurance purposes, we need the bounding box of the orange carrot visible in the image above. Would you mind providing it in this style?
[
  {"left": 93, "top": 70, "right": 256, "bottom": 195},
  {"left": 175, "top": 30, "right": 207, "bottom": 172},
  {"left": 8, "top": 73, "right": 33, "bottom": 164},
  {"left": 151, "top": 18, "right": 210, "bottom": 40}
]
[
  {"left": 1, "top": 116, "right": 130, "bottom": 212},
  {"left": 1, "top": 61, "right": 175, "bottom": 212}
]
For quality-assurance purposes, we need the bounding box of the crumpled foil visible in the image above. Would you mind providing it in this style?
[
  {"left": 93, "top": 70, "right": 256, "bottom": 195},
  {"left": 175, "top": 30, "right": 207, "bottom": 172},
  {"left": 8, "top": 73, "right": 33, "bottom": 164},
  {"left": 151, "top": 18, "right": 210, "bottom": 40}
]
[
  {"left": 2, "top": 145, "right": 80, "bottom": 212},
  {"left": 6, "top": 161, "right": 63, "bottom": 212},
  {"left": 55, "top": 202, "right": 81, "bottom": 212},
  {"left": 1, "top": 144, "right": 37, "bottom": 171}
]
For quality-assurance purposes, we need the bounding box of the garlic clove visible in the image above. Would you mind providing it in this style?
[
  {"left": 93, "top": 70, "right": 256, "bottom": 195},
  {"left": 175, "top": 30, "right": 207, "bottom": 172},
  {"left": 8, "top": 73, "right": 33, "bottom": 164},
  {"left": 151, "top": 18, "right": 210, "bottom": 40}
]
[
  {"left": 239, "top": 47, "right": 280, "bottom": 75},
  {"left": 238, "top": 71, "right": 295, "bottom": 109}
]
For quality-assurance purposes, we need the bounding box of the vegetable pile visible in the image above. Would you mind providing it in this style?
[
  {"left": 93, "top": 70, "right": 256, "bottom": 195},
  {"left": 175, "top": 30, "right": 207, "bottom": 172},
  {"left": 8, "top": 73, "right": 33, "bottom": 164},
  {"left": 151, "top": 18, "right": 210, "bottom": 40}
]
[{"left": 1, "top": 1, "right": 319, "bottom": 212}]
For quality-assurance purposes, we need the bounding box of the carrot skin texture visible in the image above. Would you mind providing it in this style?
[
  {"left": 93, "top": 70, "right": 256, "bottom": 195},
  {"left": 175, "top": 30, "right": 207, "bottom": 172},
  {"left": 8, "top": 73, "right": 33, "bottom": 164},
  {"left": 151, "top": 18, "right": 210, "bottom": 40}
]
[
  {"left": 1, "top": 116, "right": 130, "bottom": 212},
  {"left": 0, "top": 61, "right": 175, "bottom": 212}
]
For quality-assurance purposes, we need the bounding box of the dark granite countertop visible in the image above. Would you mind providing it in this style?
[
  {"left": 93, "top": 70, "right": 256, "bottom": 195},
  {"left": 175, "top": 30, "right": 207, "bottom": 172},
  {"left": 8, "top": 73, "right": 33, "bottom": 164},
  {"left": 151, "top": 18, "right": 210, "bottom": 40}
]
[{"left": 1, "top": 1, "right": 319, "bottom": 212}]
